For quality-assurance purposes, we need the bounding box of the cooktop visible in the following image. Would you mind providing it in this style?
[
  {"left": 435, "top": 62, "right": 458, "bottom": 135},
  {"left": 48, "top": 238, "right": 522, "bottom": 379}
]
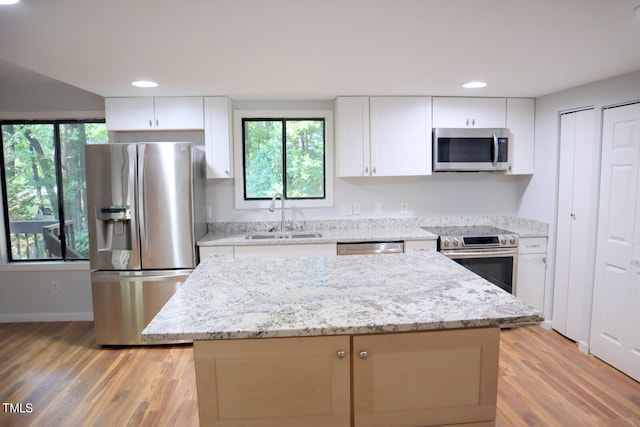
[{"left": 421, "top": 225, "right": 514, "bottom": 237}]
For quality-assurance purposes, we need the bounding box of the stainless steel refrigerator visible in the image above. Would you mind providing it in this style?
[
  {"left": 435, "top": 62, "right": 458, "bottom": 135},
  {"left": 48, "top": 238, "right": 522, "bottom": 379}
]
[{"left": 86, "top": 142, "right": 206, "bottom": 345}]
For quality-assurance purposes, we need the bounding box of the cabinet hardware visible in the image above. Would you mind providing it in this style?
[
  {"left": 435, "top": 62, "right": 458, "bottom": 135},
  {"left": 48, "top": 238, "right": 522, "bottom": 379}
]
[
  {"left": 364, "top": 167, "right": 369, "bottom": 175},
  {"left": 148, "top": 119, "right": 153, "bottom": 128},
  {"left": 359, "top": 351, "right": 368, "bottom": 359},
  {"left": 372, "top": 167, "right": 376, "bottom": 175},
  {"left": 337, "top": 351, "right": 346, "bottom": 359},
  {"left": 156, "top": 119, "right": 159, "bottom": 127},
  {"left": 571, "top": 213, "right": 576, "bottom": 219}
]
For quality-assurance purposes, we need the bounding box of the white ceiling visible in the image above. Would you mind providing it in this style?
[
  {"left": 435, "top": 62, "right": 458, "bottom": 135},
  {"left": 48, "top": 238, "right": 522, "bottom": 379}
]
[{"left": 1, "top": 0, "right": 639, "bottom": 100}]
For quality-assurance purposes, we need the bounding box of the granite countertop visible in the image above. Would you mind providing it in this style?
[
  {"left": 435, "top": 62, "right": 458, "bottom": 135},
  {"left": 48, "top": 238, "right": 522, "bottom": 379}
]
[
  {"left": 198, "top": 226, "right": 437, "bottom": 247},
  {"left": 142, "top": 252, "right": 543, "bottom": 341},
  {"left": 197, "top": 216, "right": 548, "bottom": 247}
]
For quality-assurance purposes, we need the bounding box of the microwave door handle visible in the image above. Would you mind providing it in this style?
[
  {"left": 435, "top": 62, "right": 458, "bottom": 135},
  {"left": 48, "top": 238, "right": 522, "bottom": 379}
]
[{"left": 492, "top": 133, "right": 498, "bottom": 166}]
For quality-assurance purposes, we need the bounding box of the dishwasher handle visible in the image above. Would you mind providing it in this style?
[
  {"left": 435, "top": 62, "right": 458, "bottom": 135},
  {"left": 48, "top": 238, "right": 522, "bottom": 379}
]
[{"left": 337, "top": 241, "right": 404, "bottom": 256}]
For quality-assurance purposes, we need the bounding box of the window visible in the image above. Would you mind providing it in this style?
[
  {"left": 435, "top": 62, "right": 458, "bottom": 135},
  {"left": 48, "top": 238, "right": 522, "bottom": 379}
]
[
  {"left": 234, "top": 109, "right": 334, "bottom": 209},
  {"left": 0, "top": 120, "right": 107, "bottom": 261},
  {"left": 243, "top": 118, "right": 325, "bottom": 200}
]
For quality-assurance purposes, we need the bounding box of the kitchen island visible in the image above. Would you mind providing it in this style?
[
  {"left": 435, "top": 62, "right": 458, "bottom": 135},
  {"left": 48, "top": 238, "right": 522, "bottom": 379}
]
[{"left": 143, "top": 252, "right": 542, "bottom": 427}]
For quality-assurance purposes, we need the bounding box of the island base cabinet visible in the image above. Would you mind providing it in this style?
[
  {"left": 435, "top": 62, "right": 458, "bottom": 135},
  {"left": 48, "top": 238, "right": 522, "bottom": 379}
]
[
  {"left": 193, "top": 328, "right": 500, "bottom": 427},
  {"left": 194, "top": 336, "right": 351, "bottom": 427},
  {"left": 353, "top": 328, "right": 500, "bottom": 427}
]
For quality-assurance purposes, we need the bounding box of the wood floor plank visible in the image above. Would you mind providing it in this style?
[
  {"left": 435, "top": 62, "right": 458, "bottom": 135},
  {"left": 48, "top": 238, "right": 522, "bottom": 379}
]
[{"left": 0, "top": 322, "right": 638, "bottom": 426}]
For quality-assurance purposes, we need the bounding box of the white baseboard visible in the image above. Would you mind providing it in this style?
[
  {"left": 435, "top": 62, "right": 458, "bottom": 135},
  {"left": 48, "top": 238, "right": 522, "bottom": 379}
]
[
  {"left": 578, "top": 340, "right": 590, "bottom": 354},
  {"left": 0, "top": 312, "right": 94, "bottom": 323}
]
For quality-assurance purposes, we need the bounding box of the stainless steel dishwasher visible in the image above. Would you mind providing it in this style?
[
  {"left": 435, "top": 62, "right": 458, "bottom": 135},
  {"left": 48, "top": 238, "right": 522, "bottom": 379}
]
[{"left": 337, "top": 241, "right": 404, "bottom": 255}]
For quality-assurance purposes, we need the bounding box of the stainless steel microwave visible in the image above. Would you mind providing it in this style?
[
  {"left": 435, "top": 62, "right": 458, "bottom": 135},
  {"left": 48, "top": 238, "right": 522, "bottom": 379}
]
[{"left": 433, "top": 128, "right": 511, "bottom": 172}]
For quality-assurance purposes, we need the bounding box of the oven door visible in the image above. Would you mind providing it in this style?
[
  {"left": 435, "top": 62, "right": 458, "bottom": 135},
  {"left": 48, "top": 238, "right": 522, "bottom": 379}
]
[{"left": 440, "top": 248, "right": 517, "bottom": 294}]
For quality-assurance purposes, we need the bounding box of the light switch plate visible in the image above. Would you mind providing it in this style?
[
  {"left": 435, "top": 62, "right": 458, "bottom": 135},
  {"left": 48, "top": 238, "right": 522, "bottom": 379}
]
[{"left": 352, "top": 202, "right": 362, "bottom": 215}]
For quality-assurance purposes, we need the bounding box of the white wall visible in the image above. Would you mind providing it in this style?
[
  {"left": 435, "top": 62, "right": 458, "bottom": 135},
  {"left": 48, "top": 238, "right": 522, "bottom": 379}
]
[
  {"left": 207, "top": 173, "right": 522, "bottom": 222},
  {"left": 518, "top": 69, "right": 640, "bottom": 332}
]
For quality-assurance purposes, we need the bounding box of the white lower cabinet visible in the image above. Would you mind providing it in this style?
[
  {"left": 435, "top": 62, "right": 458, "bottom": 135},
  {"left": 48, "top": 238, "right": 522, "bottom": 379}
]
[
  {"left": 516, "top": 237, "right": 547, "bottom": 312},
  {"left": 199, "top": 246, "right": 234, "bottom": 260},
  {"left": 404, "top": 240, "right": 437, "bottom": 253},
  {"left": 194, "top": 327, "right": 500, "bottom": 427},
  {"left": 234, "top": 243, "right": 336, "bottom": 258}
]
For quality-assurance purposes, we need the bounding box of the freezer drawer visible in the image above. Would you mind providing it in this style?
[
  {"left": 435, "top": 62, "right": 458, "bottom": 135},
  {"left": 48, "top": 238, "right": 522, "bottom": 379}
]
[{"left": 91, "top": 270, "right": 192, "bottom": 345}]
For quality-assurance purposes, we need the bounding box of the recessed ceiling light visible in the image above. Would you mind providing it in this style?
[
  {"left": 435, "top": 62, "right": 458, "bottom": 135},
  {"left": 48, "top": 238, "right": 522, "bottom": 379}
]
[
  {"left": 462, "top": 81, "right": 487, "bottom": 89},
  {"left": 0, "top": 0, "right": 20, "bottom": 5},
  {"left": 131, "top": 80, "right": 158, "bottom": 88}
]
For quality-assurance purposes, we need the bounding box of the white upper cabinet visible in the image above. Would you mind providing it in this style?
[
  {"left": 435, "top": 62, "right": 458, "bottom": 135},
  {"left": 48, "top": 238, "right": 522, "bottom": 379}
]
[
  {"left": 105, "top": 96, "right": 204, "bottom": 131},
  {"left": 204, "top": 96, "right": 233, "bottom": 179},
  {"left": 335, "top": 97, "right": 370, "bottom": 177},
  {"left": 506, "top": 98, "right": 535, "bottom": 175},
  {"left": 432, "top": 97, "right": 506, "bottom": 128},
  {"left": 335, "top": 96, "right": 432, "bottom": 177}
]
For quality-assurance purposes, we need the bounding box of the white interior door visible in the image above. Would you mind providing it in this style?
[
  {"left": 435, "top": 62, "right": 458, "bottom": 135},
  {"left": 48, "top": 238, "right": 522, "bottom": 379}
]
[
  {"left": 590, "top": 102, "right": 640, "bottom": 381},
  {"left": 553, "top": 108, "right": 598, "bottom": 343}
]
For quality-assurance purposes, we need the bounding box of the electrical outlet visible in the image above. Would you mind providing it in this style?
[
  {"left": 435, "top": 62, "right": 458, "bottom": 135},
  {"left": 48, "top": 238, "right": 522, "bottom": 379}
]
[
  {"left": 51, "top": 281, "right": 60, "bottom": 293},
  {"left": 339, "top": 202, "right": 353, "bottom": 216},
  {"left": 400, "top": 202, "right": 409, "bottom": 214},
  {"left": 205, "top": 205, "right": 212, "bottom": 220},
  {"left": 352, "top": 202, "right": 362, "bottom": 215},
  {"left": 374, "top": 202, "right": 384, "bottom": 215}
]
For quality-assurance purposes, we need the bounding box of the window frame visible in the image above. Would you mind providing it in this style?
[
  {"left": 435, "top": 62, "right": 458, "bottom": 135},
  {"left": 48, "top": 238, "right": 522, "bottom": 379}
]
[
  {"left": 233, "top": 109, "right": 334, "bottom": 210},
  {"left": 0, "top": 119, "right": 106, "bottom": 263}
]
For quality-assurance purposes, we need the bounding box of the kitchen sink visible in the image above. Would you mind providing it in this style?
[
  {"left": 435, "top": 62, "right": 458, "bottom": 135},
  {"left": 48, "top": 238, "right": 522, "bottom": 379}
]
[{"left": 245, "top": 231, "right": 323, "bottom": 240}]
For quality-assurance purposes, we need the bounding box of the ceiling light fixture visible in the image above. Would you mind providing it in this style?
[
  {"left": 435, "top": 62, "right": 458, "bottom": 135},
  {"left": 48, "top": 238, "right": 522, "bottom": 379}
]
[
  {"left": 0, "top": 0, "right": 20, "bottom": 5},
  {"left": 131, "top": 80, "right": 158, "bottom": 88},
  {"left": 462, "top": 81, "right": 487, "bottom": 89}
]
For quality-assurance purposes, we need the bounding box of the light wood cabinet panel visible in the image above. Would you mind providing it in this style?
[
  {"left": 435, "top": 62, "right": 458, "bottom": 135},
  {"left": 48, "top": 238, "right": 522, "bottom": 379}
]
[
  {"left": 352, "top": 328, "right": 500, "bottom": 427},
  {"left": 194, "top": 336, "right": 351, "bottom": 427}
]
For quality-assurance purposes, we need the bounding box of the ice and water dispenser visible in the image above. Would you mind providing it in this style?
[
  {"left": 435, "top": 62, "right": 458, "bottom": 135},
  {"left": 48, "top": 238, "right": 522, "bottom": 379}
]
[{"left": 94, "top": 205, "right": 136, "bottom": 269}]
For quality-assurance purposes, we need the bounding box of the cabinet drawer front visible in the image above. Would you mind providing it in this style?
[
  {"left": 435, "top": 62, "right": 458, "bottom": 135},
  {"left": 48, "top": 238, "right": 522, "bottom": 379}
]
[
  {"left": 518, "top": 237, "right": 548, "bottom": 254},
  {"left": 199, "top": 246, "right": 234, "bottom": 260}
]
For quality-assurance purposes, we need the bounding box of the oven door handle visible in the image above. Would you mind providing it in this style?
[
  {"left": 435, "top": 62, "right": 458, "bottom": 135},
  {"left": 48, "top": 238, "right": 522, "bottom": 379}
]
[{"left": 441, "top": 249, "right": 517, "bottom": 258}]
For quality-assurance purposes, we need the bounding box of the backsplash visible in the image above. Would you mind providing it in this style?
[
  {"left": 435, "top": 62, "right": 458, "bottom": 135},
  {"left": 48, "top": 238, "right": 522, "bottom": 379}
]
[{"left": 208, "top": 216, "right": 548, "bottom": 236}]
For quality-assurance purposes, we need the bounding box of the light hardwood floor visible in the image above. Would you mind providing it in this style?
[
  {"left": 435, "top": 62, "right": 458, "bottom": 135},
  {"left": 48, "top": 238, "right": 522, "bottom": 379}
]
[{"left": 0, "top": 322, "right": 638, "bottom": 426}]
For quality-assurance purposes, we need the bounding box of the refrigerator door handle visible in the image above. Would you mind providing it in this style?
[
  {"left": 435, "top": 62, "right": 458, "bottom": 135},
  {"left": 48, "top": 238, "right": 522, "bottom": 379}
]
[{"left": 137, "top": 144, "right": 147, "bottom": 257}]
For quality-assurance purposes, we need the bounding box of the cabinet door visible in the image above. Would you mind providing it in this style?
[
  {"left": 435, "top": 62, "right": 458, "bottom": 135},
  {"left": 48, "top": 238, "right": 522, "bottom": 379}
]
[
  {"left": 204, "top": 96, "right": 233, "bottom": 178},
  {"left": 353, "top": 328, "right": 499, "bottom": 427},
  {"left": 153, "top": 96, "right": 204, "bottom": 130},
  {"left": 432, "top": 97, "right": 505, "bottom": 128},
  {"left": 105, "top": 97, "right": 155, "bottom": 130},
  {"left": 234, "top": 243, "right": 336, "bottom": 258},
  {"left": 506, "top": 98, "right": 535, "bottom": 175},
  {"left": 432, "top": 97, "right": 470, "bottom": 128},
  {"left": 335, "top": 97, "right": 370, "bottom": 177},
  {"left": 516, "top": 238, "right": 547, "bottom": 312},
  {"left": 369, "top": 97, "right": 431, "bottom": 176},
  {"left": 194, "top": 336, "right": 351, "bottom": 427},
  {"left": 468, "top": 97, "right": 506, "bottom": 128}
]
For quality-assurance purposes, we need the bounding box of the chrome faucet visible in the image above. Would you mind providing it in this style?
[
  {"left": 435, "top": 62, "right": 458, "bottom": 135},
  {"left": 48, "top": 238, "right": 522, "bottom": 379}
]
[{"left": 269, "top": 192, "right": 286, "bottom": 232}]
